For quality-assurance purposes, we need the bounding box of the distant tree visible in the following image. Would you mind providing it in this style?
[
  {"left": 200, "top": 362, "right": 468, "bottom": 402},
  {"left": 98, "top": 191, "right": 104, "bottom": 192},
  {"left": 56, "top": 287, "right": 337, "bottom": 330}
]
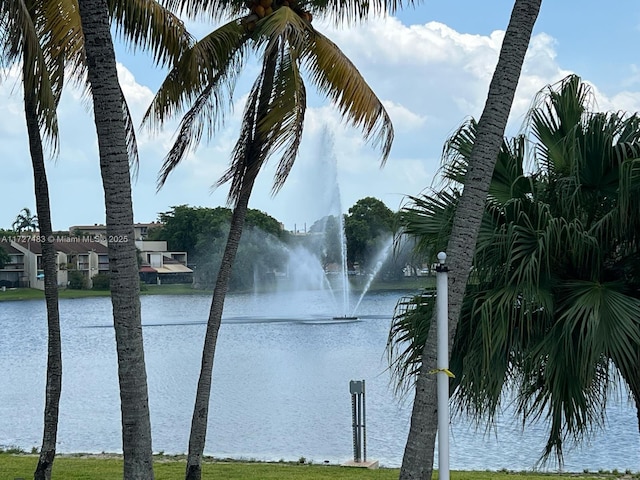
[
  {"left": 91, "top": 273, "right": 111, "bottom": 290},
  {"left": 67, "top": 271, "right": 86, "bottom": 290},
  {"left": 152, "top": 205, "right": 284, "bottom": 256},
  {"left": 0, "top": 245, "right": 10, "bottom": 269},
  {"left": 151, "top": 205, "right": 288, "bottom": 289},
  {"left": 12, "top": 208, "right": 38, "bottom": 233},
  {"left": 0, "top": 229, "right": 18, "bottom": 238},
  {"left": 150, "top": 205, "right": 231, "bottom": 255},
  {"left": 245, "top": 209, "right": 284, "bottom": 238},
  {"left": 344, "top": 197, "right": 395, "bottom": 271}
]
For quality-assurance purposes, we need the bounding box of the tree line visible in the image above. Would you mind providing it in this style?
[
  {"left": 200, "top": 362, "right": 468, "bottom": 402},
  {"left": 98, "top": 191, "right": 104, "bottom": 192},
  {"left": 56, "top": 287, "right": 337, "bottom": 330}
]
[{"left": 146, "top": 197, "right": 408, "bottom": 291}]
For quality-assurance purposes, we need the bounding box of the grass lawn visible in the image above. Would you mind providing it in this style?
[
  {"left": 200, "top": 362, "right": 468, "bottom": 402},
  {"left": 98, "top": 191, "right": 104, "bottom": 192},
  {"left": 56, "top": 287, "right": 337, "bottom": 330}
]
[
  {"left": 0, "top": 454, "right": 399, "bottom": 479},
  {"left": 1, "top": 453, "right": 632, "bottom": 480},
  {"left": 0, "top": 284, "right": 211, "bottom": 302}
]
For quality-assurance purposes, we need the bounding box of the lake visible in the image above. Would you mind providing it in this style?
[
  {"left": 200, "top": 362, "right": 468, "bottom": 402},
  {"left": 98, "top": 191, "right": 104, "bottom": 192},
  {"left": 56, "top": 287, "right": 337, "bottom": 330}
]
[{"left": 1, "top": 289, "right": 639, "bottom": 471}]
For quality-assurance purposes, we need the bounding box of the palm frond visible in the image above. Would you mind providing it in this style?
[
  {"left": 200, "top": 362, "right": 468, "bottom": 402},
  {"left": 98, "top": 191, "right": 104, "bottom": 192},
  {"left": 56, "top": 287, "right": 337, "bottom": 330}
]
[
  {"left": 121, "top": 88, "right": 140, "bottom": 177},
  {"left": 218, "top": 46, "right": 281, "bottom": 204},
  {"left": 250, "top": 8, "right": 308, "bottom": 193},
  {"left": 160, "top": 0, "right": 246, "bottom": 23},
  {"left": 302, "top": 29, "right": 393, "bottom": 162},
  {"left": 1, "top": 0, "right": 62, "bottom": 151},
  {"left": 308, "top": 0, "right": 418, "bottom": 24},
  {"left": 109, "top": 0, "right": 194, "bottom": 67},
  {"left": 386, "top": 291, "right": 436, "bottom": 395},
  {"left": 149, "top": 22, "right": 248, "bottom": 188},
  {"left": 144, "top": 19, "right": 247, "bottom": 132},
  {"left": 399, "top": 190, "right": 459, "bottom": 260}
]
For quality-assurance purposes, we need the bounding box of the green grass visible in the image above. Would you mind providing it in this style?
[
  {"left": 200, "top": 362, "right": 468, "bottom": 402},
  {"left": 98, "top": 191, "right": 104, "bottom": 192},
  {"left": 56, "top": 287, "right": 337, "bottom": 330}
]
[
  {"left": 0, "top": 454, "right": 400, "bottom": 479},
  {"left": 0, "top": 284, "right": 212, "bottom": 302},
  {"left": 1, "top": 453, "right": 634, "bottom": 480}
]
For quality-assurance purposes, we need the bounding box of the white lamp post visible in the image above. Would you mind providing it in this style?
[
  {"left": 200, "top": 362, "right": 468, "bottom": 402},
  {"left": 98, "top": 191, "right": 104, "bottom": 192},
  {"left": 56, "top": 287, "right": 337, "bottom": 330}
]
[{"left": 436, "top": 251, "right": 450, "bottom": 480}]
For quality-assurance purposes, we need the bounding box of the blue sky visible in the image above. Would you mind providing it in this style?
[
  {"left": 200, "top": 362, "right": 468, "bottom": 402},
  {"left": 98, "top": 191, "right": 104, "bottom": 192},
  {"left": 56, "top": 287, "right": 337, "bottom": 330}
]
[{"left": 2, "top": 1, "right": 640, "bottom": 233}]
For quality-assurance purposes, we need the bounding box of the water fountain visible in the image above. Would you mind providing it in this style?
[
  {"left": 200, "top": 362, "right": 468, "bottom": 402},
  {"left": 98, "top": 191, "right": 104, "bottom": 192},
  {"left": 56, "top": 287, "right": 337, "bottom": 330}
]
[{"left": 272, "top": 126, "right": 392, "bottom": 320}]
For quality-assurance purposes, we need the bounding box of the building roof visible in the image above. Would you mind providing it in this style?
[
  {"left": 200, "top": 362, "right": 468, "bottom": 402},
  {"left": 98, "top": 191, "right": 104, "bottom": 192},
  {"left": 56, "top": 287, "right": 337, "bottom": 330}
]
[
  {"left": 139, "top": 260, "right": 193, "bottom": 274},
  {"left": 13, "top": 240, "right": 109, "bottom": 255},
  {"left": 155, "top": 264, "right": 193, "bottom": 274},
  {"left": 0, "top": 243, "right": 23, "bottom": 255}
]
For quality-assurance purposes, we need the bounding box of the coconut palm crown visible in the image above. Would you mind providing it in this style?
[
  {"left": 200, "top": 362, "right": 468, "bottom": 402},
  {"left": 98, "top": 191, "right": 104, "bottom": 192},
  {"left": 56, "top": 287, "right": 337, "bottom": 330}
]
[{"left": 144, "top": 0, "right": 394, "bottom": 199}]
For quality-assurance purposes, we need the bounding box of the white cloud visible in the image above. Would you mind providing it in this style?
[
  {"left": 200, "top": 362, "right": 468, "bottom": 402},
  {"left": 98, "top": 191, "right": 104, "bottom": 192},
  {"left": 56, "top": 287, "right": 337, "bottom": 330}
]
[{"left": 3, "top": 12, "right": 640, "bottom": 231}]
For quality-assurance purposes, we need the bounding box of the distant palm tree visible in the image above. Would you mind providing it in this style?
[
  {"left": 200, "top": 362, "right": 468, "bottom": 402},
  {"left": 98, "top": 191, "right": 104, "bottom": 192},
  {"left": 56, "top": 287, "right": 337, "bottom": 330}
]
[
  {"left": 12, "top": 207, "right": 38, "bottom": 233},
  {"left": 144, "top": 1, "right": 394, "bottom": 477}
]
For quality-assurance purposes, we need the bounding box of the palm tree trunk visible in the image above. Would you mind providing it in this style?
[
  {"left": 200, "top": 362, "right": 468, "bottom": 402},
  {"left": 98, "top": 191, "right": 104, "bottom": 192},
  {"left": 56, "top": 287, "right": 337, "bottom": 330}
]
[
  {"left": 184, "top": 172, "right": 257, "bottom": 480},
  {"left": 185, "top": 49, "right": 278, "bottom": 480},
  {"left": 23, "top": 69, "right": 62, "bottom": 480},
  {"left": 77, "top": 1, "right": 154, "bottom": 478},
  {"left": 398, "top": 1, "right": 541, "bottom": 479}
]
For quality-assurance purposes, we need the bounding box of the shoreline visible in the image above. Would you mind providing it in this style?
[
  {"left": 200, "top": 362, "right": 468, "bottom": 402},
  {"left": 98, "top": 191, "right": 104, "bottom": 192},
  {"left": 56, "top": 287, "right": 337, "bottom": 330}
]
[{"left": 0, "top": 278, "right": 430, "bottom": 302}]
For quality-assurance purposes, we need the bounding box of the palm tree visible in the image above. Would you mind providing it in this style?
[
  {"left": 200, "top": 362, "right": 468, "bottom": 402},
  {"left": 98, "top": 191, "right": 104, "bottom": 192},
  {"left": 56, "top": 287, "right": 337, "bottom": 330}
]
[
  {"left": 143, "top": 2, "right": 394, "bottom": 477},
  {"left": 4, "top": 1, "right": 190, "bottom": 477},
  {"left": 396, "top": 1, "right": 541, "bottom": 478},
  {"left": 389, "top": 74, "right": 640, "bottom": 466},
  {"left": 77, "top": 1, "right": 154, "bottom": 477},
  {"left": 2, "top": 2, "right": 66, "bottom": 476},
  {"left": 11, "top": 207, "right": 39, "bottom": 233}
]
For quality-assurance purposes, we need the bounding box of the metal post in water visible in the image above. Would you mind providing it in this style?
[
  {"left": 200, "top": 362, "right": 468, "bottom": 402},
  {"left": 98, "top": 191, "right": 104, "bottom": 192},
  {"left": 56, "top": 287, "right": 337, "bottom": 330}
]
[
  {"left": 362, "top": 379, "right": 367, "bottom": 462},
  {"left": 436, "top": 251, "right": 450, "bottom": 480},
  {"left": 351, "top": 387, "right": 358, "bottom": 461},
  {"left": 349, "top": 379, "right": 365, "bottom": 463}
]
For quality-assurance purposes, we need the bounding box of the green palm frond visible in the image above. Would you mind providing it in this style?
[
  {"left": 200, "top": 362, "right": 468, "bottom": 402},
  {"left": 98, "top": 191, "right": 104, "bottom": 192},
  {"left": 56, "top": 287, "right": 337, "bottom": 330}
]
[
  {"left": 109, "top": 0, "right": 194, "bottom": 67},
  {"left": 147, "top": 21, "right": 248, "bottom": 188},
  {"left": 399, "top": 190, "right": 459, "bottom": 260},
  {"left": 218, "top": 46, "right": 280, "bottom": 203},
  {"left": 308, "top": 0, "right": 415, "bottom": 24},
  {"left": 245, "top": 7, "right": 309, "bottom": 193},
  {"left": 144, "top": 19, "right": 247, "bottom": 131},
  {"left": 161, "top": 0, "right": 246, "bottom": 23},
  {"left": 253, "top": 5, "right": 309, "bottom": 51},
  {"left": 439, "top": 119, "right": 476, "bottom": 185},
  {"left": 1, "top": 0, "right": 63, "bottom": 150},
  {"left": 527, "top": 74, "right": 592, "bottom": 177},
  {"left": 303, "top": 29, "right": 393, "bottom": 162},
  {"left": 387, "top": 291, "right": 436, "bottom": 395},
  {"left": 556, "top": 281, "right": 640, "bottom": 374},
  {"left": 164, "top": 0, "right": 417, "bottom": 25}
]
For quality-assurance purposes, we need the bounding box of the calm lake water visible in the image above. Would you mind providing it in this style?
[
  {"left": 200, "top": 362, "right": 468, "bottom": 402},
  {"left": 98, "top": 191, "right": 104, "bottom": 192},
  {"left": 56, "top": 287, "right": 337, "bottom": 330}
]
[{"left": 1, "top": 289, "right": 639, "bottom": 471}]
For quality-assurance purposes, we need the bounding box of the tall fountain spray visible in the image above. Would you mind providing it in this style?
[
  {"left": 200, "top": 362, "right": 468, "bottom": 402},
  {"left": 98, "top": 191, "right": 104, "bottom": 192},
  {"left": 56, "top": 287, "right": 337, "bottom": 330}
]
[
  {"left": 277, "top": 126, "right": 392, "bottom": 320},
  {"left": 318, "top": 126, "right": 355, "bottom": 319}
]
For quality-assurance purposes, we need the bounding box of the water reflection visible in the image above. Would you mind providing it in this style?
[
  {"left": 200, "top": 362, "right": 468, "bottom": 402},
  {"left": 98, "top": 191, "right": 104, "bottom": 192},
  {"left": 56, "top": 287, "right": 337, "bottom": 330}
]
[{"left": 1, "top": 291, "right": 639, "bottom": 471}]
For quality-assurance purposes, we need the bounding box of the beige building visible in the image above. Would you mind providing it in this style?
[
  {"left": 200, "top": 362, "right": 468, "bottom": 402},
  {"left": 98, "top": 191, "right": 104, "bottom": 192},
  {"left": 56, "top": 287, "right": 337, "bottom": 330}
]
[
  {"left": 4, "top": 239, "right": 109, "bottom": 289},
  {"left": 136, "top": 241, "right": 192, "bottom": 285}
]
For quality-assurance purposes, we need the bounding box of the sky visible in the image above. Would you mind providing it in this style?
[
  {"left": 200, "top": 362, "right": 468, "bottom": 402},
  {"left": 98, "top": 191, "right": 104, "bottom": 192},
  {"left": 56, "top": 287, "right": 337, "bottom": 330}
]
[{"left": 2, "top": 0, "right": 640, "bottom": 233}]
